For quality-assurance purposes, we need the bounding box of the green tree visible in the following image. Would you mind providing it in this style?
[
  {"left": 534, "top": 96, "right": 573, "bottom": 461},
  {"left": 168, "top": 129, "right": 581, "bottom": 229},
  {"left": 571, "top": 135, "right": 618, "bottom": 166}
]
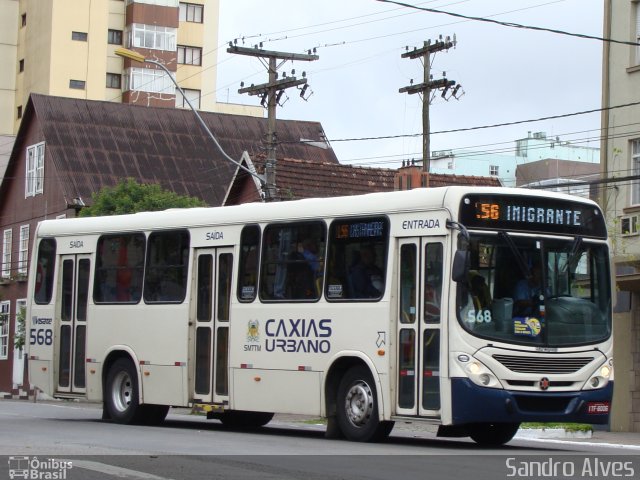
[
  {"left": 79, "top": 178, "right": 207, "bottom": 217},
  {"left": 14, "top": 304, "right": 25, "bottom": 351}
]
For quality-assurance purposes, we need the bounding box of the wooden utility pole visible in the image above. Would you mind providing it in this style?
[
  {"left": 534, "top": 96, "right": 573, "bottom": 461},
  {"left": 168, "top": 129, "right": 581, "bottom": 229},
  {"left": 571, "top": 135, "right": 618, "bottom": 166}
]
[
  {"left": 228, "top": 45, "right": 319, "bottom": 201},
  {"left": 399, "top": 37, "right": 458, "bottom": 187}
]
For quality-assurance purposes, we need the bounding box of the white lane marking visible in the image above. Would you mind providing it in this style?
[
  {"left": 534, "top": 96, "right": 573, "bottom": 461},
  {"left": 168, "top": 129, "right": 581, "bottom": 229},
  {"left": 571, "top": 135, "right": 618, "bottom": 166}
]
[
  {"left": 70, "top": 460, "right": 176, "bottom": 480},
  {"left": 515, "top": 437, "right": 640, "bottom": 451}
]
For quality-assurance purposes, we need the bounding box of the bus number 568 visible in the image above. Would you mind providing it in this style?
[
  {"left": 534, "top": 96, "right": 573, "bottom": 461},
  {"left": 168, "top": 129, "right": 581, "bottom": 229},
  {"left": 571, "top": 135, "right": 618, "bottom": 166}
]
[{"left": 30, "top": 328, "right": 53, "bottom": 346}]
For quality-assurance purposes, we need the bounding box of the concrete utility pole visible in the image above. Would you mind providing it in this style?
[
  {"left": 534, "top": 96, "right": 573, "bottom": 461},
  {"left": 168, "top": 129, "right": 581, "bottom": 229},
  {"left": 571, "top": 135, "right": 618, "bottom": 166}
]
[
  {"left": 399, "top": 36, "right": 461, "bottom": 187},
  {"left": 228, "top": 45, "right": 319, "bottom": 201}
]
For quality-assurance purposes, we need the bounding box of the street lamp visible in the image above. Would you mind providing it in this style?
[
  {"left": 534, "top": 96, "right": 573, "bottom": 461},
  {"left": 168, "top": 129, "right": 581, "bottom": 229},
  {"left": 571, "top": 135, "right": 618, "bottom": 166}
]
[{"left": 114, "top": 47, "right": 270, "bottom": 201}]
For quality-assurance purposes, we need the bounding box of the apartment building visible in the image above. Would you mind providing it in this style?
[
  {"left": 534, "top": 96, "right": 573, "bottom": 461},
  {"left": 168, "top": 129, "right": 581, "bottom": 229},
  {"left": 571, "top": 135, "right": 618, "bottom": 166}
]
[
  {"left": 601, "top": 0, "right": 640, "bottom": 432},
  {"left": 0, "top": 0, "right": 261, "bottom": 136}
]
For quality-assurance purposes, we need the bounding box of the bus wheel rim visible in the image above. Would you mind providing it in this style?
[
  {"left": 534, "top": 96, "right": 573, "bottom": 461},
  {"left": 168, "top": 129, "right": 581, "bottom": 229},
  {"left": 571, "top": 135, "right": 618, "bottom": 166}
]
[
  {"left": 112, "top": 371, "right": 133, "bottom": 413},
  {"left": 344, "top": 380, "right": 373, "bottom": 427}
]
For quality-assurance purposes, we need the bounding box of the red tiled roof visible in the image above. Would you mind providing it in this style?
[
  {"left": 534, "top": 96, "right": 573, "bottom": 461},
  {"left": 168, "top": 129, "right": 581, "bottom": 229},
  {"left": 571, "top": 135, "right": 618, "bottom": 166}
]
[
  {"left": 424, "top": 172, "right": 501, "bottom": 187},
  {"left": 225, "top": 156, "right": 501, "bottom": 204}
]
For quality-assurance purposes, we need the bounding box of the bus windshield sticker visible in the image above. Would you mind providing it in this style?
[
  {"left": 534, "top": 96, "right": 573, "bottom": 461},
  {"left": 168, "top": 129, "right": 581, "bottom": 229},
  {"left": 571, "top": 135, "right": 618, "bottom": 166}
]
[{"left": 513, "top": 317, "right": 542, "bottom": 337}]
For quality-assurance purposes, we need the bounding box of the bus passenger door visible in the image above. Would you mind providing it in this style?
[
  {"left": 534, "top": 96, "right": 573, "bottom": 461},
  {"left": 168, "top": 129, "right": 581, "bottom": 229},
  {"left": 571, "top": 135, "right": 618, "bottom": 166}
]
[
  {"left": 396, "top": 238, "right": 444, "bottom": 417},
  {"left": 192, "top": 248, "right": 233, "bottom": 404},
  {"left": 56, "top": 254, "right": 91, "bottom": 394}
]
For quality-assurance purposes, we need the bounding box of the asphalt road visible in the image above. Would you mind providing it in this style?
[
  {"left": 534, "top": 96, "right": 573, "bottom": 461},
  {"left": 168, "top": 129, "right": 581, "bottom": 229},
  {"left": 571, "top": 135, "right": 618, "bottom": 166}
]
[{"left": 1, "top": 400, "right": 638, "bottom": 480}]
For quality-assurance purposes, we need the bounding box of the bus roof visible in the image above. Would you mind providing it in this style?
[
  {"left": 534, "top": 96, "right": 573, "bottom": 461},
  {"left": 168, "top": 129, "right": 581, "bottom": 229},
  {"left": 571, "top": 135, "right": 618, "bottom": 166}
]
[{"left": 36, "top": 186, "right": 601, "bottom": 237}]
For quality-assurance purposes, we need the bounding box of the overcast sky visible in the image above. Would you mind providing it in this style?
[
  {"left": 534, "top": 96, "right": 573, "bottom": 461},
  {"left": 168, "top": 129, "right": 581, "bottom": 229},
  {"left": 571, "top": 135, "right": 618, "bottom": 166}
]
[{"left": 215, "top": 0, "right": 604, "bottom": 168}]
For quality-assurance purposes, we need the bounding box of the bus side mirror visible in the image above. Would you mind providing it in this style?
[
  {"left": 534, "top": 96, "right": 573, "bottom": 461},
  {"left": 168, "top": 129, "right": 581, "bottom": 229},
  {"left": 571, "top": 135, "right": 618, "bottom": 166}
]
[{"left": 452, "top": 250, "right": 470, "bottom": 283}]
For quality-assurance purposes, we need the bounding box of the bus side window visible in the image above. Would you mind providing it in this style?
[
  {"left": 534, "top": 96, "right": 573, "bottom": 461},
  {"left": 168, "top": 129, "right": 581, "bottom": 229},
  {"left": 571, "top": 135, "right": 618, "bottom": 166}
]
[
  {"left": 237, "top": 225, "right": 260, "bottom": 302},
  {"left": 326, "top": 217, "right": 389, "bottom": 301},
  {"left": 424, "top": 243, "right": 443, "bottom": 323},
  {"left": 94, "top": 233, "right": 145, "bottom": 304},
  {"left": 34, "top": 238, "right": 56, "bottom": 304},
  {"left": 259, "top": 221, "right": 326, "bottom": 301},
  {"left": 144, "top": 230, "right": 190, "bottom": 303}
]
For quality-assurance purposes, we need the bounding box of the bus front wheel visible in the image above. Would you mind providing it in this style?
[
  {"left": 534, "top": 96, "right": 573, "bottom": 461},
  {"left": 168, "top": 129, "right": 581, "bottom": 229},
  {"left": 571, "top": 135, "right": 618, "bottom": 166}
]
[
  {"left": 105, "top": 358, "right": 142, "bottom": 424},
  {"left": 467, "top": 422, "right": 520, "bottom": 446},
  {"left": 336, "top": 366, "right": 393, "bottom": 442}
]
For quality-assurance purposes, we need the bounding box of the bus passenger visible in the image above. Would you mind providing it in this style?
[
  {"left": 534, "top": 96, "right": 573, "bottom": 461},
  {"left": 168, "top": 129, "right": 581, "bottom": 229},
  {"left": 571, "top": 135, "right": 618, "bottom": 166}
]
[{"left": 350, "top": 245, "right": 384, "bottom": 298}]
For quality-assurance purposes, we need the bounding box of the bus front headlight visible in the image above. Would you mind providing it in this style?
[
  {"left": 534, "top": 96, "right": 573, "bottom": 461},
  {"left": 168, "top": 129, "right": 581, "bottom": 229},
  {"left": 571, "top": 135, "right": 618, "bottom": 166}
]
[
  {"left": 455, "top": 354, "right": 503, "bottom": 389},
  {"left": 582, "top": 360, "right": 613, "bottom": 391}
]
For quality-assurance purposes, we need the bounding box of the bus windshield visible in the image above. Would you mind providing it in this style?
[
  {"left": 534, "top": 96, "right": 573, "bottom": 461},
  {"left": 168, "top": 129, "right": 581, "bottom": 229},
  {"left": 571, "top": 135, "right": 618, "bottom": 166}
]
[{"left": 457, "top": 233, "right": 611, "bottom": 347}]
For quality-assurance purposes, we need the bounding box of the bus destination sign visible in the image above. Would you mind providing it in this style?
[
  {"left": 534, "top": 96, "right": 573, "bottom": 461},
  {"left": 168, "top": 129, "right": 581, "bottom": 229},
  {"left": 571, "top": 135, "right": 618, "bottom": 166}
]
[{"left": 459, "top": 194, "right": 607, "bottom": 238}]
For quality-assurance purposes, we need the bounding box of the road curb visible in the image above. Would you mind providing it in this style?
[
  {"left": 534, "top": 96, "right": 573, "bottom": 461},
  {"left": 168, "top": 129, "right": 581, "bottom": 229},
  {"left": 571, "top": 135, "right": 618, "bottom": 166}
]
[{"left": 516, "top": 428, "right": 592, "bottom": 439}]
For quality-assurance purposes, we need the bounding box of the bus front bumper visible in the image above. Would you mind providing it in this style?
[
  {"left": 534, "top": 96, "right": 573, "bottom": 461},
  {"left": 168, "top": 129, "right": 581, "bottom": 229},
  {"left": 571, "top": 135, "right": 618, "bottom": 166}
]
[{"left": 451, "top": 378, "right": 613, "bottom": 425}]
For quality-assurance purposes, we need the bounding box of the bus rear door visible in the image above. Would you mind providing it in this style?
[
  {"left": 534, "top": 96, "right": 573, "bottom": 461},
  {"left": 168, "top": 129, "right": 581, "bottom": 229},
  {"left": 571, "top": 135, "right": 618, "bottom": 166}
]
[
  {"left": 396, "top": 238, "right": 445, "bottom": 417},
  {"left": 55, "top": 254, "right": 91, "bottom": 395},
  {"left": 192, "top": 248, "right": 233, "bottom": 405}
]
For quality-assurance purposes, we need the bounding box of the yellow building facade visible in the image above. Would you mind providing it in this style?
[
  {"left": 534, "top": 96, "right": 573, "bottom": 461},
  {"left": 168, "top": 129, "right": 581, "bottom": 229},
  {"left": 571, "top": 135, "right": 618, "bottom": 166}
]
[{"left": 0, "top": 0, "right": 261, "bottom": 136}]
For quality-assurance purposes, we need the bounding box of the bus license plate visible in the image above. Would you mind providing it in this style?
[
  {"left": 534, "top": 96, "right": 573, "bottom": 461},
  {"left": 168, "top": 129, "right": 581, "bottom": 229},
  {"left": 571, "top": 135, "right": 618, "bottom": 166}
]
[{"left": 586, "top": 402, "right": 610, "bottom": 414}]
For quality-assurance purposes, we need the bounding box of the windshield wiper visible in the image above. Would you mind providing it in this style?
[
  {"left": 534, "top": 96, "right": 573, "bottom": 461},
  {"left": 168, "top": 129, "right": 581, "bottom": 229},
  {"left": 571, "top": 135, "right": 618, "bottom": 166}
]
[{"left": 563, "top": 236, "right": 583, "bottom": 273}]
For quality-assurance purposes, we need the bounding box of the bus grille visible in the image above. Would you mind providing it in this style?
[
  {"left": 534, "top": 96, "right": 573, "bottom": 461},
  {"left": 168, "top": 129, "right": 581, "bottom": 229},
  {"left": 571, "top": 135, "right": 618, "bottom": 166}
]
[{"left": 492, "top": 354, "right": 593, "bottom": 374}]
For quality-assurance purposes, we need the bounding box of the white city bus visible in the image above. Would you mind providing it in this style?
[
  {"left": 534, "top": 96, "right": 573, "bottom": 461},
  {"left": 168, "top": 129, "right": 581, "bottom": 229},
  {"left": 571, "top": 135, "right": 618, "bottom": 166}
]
[{"left": 27, "top": 187, "right": 613, "bottom": 445}]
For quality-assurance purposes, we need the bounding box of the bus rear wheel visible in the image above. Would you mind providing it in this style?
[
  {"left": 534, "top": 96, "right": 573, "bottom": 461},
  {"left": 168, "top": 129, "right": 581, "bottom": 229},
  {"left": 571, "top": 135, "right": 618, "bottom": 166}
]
[
  {"left": 105, "top": 358, "right": 143, "bottom": 424},
  {"left": 467, "top": 422, "right": 520, "bottom": 446},
  {"left": 336, "top": 366, "right": 393, "bottom": 442}
]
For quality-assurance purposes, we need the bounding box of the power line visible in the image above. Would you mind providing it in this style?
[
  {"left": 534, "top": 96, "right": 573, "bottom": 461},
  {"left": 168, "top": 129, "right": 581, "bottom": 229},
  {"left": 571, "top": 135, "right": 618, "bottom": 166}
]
[
  {"left": 331, "top": 126, "right": 640, "bottom": 168},
  {"left": 318, "top": 101, "right": 640, "bottom": 144},
  {"left": 376, "top": 0, "right": 639, "bottom": 47}
]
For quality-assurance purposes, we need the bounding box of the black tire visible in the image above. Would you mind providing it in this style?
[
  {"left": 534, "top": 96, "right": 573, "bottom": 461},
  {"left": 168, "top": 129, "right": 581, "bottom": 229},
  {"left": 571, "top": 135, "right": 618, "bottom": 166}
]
[
  {"left": 468, "top": 422, "right": 520, "bottom": 446},
  {"left": 104, "top": 358, "right": 143, "bottom": 424},
  {"left": 220, "top": 411, "right": 274, "bottom": 429},
  {"left": 336, "top": 365, "right": 393, "bottom": 442}
]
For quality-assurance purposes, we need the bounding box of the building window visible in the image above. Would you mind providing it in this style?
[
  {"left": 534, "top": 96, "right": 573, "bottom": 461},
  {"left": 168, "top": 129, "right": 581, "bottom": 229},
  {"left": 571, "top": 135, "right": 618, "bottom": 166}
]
[
  {"left": 106, "top": 73, "right": 122, "bottom": 89},
  {"left": 0, "top": 301, "right": 9, "bottom": 359},
  {"left": 25, "top": 142, "right": 44, "bottom": 197},
  {"left": 179, "top": 2, "right": 203, "bottom": 23},
  {"left": 69, "top": 80, "right": 86, "bottom": 90},
  {"left": 19, "top": 59, "right": 24, "bottom": 72},
  {"left": 128, "top": 24, "right": 176, "bottom": 51},
  {"left": 633, "top": 140, "right": 640, "bottom": 205},
  {"left": 108, "top": 29, "right": 123, "bottom": 45},
  {"left": 17, "top": 106, "right": 22, "bottom": 119},
  {"left": 71, "top": 31, "right": 88, "bottom": 41},
  {"left": 176, "top": 88, "right": 201, "bottom": 109},
  {"left": 18, "top": 225, "right": 29, "bottom": 275},
  {"left": 21, "top": 14, "right": 26, "bottom": 27},
  {"left": 2, "top": 230, "right": 11, "bottom": 279},
  {"left": 125, "top": 67, "right": 175, "bottom": 94},
  {"left": 516, "top": 139, "right": 528, "bottom": 157},
  {"left": 490, "top": 165, "right": 499, "bottom": 176},
  {"left": 177, "top": 45, "right": 202, "bottom": 66}
]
